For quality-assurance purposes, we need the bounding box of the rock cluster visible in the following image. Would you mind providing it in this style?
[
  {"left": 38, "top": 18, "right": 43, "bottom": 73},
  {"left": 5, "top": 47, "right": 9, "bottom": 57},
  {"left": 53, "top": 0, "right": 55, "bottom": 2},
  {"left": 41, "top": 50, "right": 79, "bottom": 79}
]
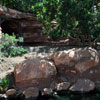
[{"left": 1, "top": 47, "right": 100, "bottom": 99}]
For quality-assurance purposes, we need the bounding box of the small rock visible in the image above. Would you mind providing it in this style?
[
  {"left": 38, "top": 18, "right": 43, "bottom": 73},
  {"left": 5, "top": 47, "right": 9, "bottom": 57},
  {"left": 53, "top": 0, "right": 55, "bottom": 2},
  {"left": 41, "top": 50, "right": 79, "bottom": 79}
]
[
  {"left": 69, "top": 79, "right": 95, "bottom": 92},
  {"left": 23, "top": 87, "right": 39, "bottom": 100},
  {"left": 56, "top": 82, "right": 70, "bottom": 91},
  {"left": 42, "top": 88, "right": 53, "bottom": 95},
  {"left": 1, "top": 93, "right": 7, "bottom": 99},
  {"left": 6, "top": 89, "right": 16, "bottom": 96}
]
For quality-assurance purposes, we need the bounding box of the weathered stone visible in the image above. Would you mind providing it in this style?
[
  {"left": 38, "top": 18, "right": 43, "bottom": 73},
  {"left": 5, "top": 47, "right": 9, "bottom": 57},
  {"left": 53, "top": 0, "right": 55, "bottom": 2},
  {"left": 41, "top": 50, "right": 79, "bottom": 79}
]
[
  {"left": 6, "top": 89, "right": 16, "bottom": 96},
  {"left": 42, "top": 88, "right": 53, "bottom": 95},
  {"left": 56, "top": 82, "right": 70, "bottom": 91},
  {"left": 50, "top": 76, "right": 68, "bottom": 90},
  {"left": 52, "top": 49, "right": 74, "bottom": 66},
  {"left": 0, "top": 5, "right": 51, "bottom": 43},
  {"left": 0, "top": 6, "right": 5, "bottom": 15},
  {"left": 69, "top": 79, "right": 95, "bottom": 92},
  {"left": 52, "top": 47, "right": 99, "bottom": 74},
  {"left": 23, "top": 87, "right": 39, "bottom": 100},
  {"left": 14, "top": 57, "right": 57, "bottom": 89},
  {"left": 0, "top": 5, "right": 35, "bottom": 19}
]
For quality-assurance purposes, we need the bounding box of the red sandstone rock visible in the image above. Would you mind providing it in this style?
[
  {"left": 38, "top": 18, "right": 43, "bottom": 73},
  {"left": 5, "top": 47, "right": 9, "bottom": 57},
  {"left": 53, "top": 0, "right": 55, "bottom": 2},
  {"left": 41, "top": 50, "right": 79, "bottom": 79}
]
[
  {"left": 52, "top": 47, "right": 99, "bottom": 73},
  {"left": 14, "top": 57, "right": 57, "bottom": 89},
  {"left": 0, "top": 7, "right": 5, "bottom": 15},
  {"left": 0, "top": 5, "right": 35, "bottom": 19},
  {"left": 0, "top": 5, "right": 51, "bottom": 43},
  {"left": 52, "top": 47, "right": 100, "bottom": 83}
]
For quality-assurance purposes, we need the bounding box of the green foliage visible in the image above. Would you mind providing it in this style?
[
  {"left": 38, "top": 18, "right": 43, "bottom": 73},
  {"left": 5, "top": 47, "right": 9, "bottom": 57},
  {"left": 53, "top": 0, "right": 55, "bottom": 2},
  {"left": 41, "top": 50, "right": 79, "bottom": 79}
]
[
  {"left": 32, "top": 0, "right": 100, "bottom": 43},
  {"left": 58, "top": 0, "right": 100, "bottom": 41},
  {"left": 0, "top": 33, "right": 28, "bottom": 57},
  {"left": 0, "top": 0, "right": 34, "bottom": 13},
  {"left": 0, "top": 77, "right": 10, "bottom": 92},
  {"left": 32, "top": 0, "right": 62, "bottom": 39}
]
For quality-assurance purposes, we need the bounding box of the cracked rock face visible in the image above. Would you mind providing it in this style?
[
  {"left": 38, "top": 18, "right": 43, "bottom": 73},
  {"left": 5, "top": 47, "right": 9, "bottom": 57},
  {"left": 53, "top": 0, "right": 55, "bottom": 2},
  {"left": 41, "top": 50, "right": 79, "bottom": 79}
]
[
  {"left": 52, "top": 47, "right": 100, "bottom": 82},
  {"left": 14, "top": 57, "right": 57, "bottom": 89},
  {"left": 52, "top": 47, "right": 99, "bottom": 73},
  {"left": 56, "top": 82, "right": 70, "bottom": 91},
  {"left": 0, "top": 5, "right": 49, "bottom": 43}
]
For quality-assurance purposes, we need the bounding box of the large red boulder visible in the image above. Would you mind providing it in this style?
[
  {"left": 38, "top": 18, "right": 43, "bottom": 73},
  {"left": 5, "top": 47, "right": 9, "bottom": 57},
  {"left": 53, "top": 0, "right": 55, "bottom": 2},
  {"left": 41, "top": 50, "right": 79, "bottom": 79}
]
[
  {"left": 52, "top": 47, "right": 99, "bottom": 72},
  {"left": 52, "top": 47, "right": 100, "bottom": 81},
  {"left": 14, "top": 58, "right": 57, "bottom": 89}
]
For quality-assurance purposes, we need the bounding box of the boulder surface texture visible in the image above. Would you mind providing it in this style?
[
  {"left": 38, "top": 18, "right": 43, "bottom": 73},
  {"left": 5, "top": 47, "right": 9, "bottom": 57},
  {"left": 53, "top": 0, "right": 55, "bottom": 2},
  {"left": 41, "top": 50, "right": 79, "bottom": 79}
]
[
  {"left": 14, "top": 47, "right": 100, "bottom": 93},
  {"left": 14, "top": 58, "right": 57, "bottom": 89}
]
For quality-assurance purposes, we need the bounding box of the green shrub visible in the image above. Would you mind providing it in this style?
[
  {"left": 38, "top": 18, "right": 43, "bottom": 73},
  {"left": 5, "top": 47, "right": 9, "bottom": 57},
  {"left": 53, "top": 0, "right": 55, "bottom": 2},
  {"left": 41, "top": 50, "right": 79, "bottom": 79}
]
[
  {"left": 0, "top": 33, "right": 28, "bottom": 57},
  {"left": 32, "top": 0, "right": 61, "bottom": 39},
  {"left": 0, "top": 77, "right": 10, "bottom": 92}
]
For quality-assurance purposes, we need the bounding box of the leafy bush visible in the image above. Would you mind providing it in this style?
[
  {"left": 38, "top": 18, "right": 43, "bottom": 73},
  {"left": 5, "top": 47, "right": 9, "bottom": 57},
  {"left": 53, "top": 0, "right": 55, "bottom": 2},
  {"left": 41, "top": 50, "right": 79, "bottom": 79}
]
[
  {"left": 32, "top": 0, "right": 61, "bottom": 39},
  {"left": 57, "top": 0, "right": 100, "bottom": 43},
  {"left": 0, "top": 77, "right": 10, "bottom": 92},
  {"left": 0, "top": 33, "right": 28, "bottom": 57},
  {"left": 32, "top": 0, "right": 100, "bottom": 44},
  {"left": 0, "top": 0, "right": 34, "bottom": 13}
]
